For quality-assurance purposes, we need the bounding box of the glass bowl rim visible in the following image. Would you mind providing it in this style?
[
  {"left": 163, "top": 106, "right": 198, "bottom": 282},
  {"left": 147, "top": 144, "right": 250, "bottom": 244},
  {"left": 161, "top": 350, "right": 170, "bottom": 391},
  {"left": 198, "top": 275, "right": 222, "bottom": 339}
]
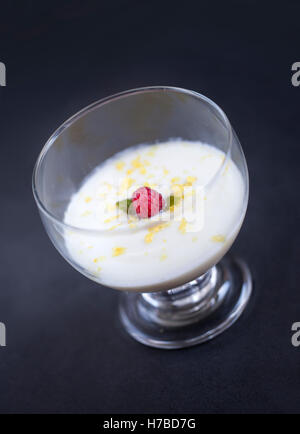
[{"left": 32, "top": 85, "right": 236, "bottom": 234}]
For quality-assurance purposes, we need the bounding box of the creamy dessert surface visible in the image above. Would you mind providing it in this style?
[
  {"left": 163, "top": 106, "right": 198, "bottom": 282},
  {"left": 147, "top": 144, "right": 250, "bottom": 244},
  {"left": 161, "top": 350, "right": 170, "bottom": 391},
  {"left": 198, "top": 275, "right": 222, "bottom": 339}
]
[{"left": 64, "top": 140, "right": 245, "bottom": 292}]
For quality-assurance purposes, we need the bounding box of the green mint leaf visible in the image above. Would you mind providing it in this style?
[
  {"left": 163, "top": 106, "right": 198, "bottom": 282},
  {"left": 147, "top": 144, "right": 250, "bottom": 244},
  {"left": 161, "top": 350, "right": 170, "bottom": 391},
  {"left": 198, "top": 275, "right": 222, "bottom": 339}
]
[
  {"left": 165, "top": 194, "right": 180, "bottom": 211},
  {"left": 116, "top": 198, "right": 133, "bottom": 213}
]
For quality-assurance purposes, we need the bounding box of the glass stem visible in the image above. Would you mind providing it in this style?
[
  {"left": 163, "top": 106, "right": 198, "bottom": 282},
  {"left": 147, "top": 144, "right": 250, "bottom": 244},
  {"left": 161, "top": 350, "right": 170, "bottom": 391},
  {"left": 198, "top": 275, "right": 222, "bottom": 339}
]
[{"left": 139, "top": 266, "right": 225, "bottom": 327}]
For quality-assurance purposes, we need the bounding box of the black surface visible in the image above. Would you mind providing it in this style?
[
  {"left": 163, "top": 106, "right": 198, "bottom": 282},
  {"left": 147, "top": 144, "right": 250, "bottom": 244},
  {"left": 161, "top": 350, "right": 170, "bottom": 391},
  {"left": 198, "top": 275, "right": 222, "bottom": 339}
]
[{"left": 0, "top": 0, "right": 299, "bottom": 414}]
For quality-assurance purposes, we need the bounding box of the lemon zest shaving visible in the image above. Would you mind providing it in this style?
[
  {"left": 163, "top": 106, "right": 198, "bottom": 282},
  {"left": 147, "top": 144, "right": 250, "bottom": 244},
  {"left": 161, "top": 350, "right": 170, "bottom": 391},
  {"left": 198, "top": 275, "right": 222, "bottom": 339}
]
[
  {"left": 179, "top": 218, "right": 187, "bottom": 234},
  {"left": 115, "top": 161, "right": 125, "bottom": 171},
  {"left": 211, "top": 235, "right": 226, "bottom": 242},
  {"left": 112, "top": 247, "right": 126, "bottom": 257}
]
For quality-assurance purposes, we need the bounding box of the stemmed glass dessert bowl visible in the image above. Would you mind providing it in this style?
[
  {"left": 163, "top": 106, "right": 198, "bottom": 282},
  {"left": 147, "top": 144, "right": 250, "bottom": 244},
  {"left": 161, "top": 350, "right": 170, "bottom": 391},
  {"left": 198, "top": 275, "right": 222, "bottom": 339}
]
[{"left": 33, "top": 86, "right": 252, "bottom": 349}]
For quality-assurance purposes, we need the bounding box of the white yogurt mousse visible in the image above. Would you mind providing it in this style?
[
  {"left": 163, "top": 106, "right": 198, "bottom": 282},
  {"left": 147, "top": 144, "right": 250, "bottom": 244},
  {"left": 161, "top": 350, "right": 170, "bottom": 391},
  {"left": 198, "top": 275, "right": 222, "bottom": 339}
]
[{"left": 64, "top": 140, "right": 246, "bottom": 292}]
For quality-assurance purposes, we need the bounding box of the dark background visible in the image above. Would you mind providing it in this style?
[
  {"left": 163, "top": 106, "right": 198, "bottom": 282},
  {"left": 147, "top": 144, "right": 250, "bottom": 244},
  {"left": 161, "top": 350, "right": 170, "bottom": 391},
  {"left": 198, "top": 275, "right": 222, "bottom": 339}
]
[{"left": 0, "top": 0, "right": 299, "bottom": 414}]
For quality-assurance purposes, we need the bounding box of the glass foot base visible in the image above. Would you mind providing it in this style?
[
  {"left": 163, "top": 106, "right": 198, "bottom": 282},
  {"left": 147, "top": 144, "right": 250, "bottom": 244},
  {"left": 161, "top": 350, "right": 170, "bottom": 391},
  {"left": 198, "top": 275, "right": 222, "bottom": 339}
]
[{"left": 119, "top": 257, "right": 252, "bottom": 349}]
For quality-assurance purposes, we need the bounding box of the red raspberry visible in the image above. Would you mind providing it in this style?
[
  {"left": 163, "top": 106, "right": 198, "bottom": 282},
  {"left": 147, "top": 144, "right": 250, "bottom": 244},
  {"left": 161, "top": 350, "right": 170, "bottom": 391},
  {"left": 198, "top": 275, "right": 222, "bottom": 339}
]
[{"left": 132, "top": 187, "right": 165, "bottom": 218}]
